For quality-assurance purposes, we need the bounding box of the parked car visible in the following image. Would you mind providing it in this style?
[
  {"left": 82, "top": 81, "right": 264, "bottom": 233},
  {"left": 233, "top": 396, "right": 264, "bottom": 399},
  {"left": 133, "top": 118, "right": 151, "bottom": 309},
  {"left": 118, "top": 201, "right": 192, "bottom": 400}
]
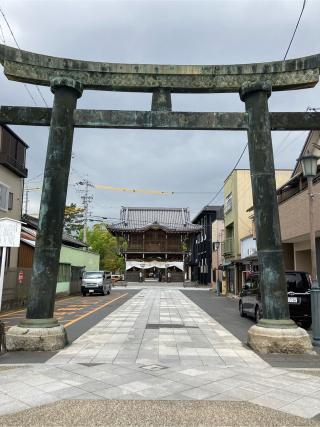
[
  {"left": 81, "top": 271, "right": 112, "bottom": 296},
  {"left": 239, "top": 271, "right": 312, "bottom": 329},
  {"left": 111, "top": 274, "right": 123, "bottom": 284}
]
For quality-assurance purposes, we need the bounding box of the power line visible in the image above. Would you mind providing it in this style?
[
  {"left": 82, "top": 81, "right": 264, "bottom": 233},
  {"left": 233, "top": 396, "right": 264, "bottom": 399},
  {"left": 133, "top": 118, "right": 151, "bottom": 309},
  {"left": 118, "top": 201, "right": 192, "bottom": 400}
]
[
  {"left": 283, "top": 0, "right": 307, "bottom": 60},
  {"left": 274, "top": 105, "right": 314, "bottom": 159},
  {"left": 0, "top": 6, "right": 49, "bottom": 107},
  {"left": 0, "top": 19, "right": 5, "bottom": 43},
  {"left": 204, "top": 142, "right": 248, "bottom": 207}
]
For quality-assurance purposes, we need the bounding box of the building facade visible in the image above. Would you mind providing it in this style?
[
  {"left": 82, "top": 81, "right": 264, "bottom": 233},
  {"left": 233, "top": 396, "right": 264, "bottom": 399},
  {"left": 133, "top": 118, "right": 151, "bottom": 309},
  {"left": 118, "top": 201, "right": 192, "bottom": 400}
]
[
  {"left": 190, "top": 206, "right": 223, "bottom": 285},
  {"left": 211, "top": 216, "right": 225, "bottom": 291},
  {"left": 2, "top": 214, "right": 100, "bottom": 309},
  {"left": 277, "top": 131, "right": 320, "bottom": 277},
  {"left": 108, "top": 207, "right": 201, "bottom": 282},
  {"left": 0, "top": 124, "right": 28, "bottom": 270},
  {"left": 223, "top": 168, "right": 292, "bottom": 295}
]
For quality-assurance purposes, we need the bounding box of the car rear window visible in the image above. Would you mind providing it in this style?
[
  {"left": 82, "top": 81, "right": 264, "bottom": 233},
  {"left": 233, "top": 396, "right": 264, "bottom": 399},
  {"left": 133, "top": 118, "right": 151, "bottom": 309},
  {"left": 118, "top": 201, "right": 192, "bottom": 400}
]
[{"left": 285, "top": 273, "right": 310, "bottom": 293}]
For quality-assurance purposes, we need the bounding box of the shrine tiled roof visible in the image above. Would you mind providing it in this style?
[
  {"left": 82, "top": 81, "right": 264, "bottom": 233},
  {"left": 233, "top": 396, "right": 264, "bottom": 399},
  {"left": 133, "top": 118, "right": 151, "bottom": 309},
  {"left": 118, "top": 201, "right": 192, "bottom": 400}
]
[{"left": 108, "top": 207, "right": 202, "bottom": 233}]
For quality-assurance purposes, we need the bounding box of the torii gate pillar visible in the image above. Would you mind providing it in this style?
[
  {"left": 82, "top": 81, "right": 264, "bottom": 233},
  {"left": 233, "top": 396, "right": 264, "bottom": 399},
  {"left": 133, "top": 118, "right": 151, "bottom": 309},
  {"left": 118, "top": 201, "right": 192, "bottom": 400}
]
[
  {"left": 240, "top": 82, "right": 312, "bottom": 353},
  {"left": 6, "top": 78, "right": 82, "bottom": 351}
]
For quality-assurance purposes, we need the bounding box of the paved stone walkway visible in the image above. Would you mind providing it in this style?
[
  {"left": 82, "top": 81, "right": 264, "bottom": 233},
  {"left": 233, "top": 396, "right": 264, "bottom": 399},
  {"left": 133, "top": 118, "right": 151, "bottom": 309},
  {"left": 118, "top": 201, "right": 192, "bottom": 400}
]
[
  {"left": 48, "top": 289, "right": 266, "bottom": 367},
  {"left": 1, "top": 289, "right": 320, "bottom": 421}
]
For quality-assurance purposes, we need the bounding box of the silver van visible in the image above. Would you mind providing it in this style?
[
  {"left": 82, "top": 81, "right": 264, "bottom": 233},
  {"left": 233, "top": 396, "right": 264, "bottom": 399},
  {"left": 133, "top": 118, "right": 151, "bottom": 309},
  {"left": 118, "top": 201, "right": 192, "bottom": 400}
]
[{"left": 81, "top": 271, "right": 112, "bottom": 296}]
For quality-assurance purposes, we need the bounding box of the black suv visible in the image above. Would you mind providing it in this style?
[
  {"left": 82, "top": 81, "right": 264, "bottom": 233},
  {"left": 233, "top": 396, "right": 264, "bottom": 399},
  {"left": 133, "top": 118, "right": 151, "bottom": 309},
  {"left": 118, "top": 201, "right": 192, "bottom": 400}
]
[{"left": 239, "top": 271, "right": 312, "bottom": 329}]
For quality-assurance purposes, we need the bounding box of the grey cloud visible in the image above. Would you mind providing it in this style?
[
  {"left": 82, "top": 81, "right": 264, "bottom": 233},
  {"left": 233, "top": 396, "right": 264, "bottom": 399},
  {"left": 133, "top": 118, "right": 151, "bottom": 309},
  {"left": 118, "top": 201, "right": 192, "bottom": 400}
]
[{"left": 0, "top": 0, "right": 319, "bottom": 221}]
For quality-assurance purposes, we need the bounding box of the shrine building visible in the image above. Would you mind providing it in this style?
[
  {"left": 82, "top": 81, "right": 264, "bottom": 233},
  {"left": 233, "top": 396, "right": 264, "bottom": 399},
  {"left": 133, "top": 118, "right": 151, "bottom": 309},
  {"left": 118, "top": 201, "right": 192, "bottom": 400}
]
[{"left": 108, "top": 207, "right": 201, "bottom": 282}]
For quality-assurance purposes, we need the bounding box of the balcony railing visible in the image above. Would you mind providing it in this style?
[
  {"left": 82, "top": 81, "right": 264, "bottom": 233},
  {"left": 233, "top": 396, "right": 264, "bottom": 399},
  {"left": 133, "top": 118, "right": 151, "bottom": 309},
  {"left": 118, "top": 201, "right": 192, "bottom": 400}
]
[
  {"left": 0, "top": 152, "right": 28, "bottom": 178},
  {"left": 222, "top": 238, "right": 234, "bottom": 255}
]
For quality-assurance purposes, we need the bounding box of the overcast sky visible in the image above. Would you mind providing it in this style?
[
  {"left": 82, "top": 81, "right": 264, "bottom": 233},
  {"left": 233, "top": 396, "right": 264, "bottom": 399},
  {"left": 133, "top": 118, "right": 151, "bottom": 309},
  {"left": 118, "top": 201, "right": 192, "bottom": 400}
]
[{"left": 1, "top": 0, "right": 320, "bottom": 223}]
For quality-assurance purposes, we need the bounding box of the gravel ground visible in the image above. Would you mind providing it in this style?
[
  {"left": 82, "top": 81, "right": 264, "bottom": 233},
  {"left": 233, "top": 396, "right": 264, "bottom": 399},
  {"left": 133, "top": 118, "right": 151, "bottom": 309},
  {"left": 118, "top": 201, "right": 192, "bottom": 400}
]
[{"left": 0, "top": 400, "right": 319, "bottom": 427}]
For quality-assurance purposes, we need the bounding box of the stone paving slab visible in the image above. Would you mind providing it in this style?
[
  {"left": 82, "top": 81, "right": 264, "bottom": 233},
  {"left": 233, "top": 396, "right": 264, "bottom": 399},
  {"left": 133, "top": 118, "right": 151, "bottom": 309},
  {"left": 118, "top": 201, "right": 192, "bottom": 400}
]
[
  {"left": 1, "top": 289, "right": 320, "bottom": 421},
  {"left": 48, "top": 289, "right": 268, "bottom": 368}
]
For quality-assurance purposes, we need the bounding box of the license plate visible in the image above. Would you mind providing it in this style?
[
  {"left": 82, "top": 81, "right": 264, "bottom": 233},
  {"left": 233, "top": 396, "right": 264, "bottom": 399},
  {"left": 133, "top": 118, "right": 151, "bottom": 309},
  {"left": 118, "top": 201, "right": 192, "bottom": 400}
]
[
  {"left": 89, "top": 289, "right": 94, "bottom": 293},
  {"left": 288, "top": 297, "right": 297, "bottom": 303}
]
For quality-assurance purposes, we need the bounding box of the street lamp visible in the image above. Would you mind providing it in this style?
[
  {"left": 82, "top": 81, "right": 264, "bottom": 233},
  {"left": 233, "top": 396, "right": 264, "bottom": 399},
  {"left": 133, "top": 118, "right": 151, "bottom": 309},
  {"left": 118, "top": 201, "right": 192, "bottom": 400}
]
[{"left": 301, "top": 152, "right": 320, "bottom": 345}]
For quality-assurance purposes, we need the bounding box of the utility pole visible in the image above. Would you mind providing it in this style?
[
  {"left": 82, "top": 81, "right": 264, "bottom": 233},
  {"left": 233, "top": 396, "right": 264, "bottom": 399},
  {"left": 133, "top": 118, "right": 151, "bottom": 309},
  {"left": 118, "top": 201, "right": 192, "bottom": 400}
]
[
  {"left": 23, "top": 187, "right": 41, "bottom": 215},
  {"left": 24, "top": 189, "right": 29, "bottom": 215},
  {"left": 76, "top": 179, "right": 94, "bottom": 244}
]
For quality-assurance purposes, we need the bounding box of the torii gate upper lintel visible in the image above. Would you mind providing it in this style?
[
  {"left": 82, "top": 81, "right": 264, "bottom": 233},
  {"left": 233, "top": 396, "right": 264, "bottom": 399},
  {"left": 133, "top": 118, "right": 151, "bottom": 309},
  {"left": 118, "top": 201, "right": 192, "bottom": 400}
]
[
  {"left": 0, "top": 43, "right": 319, "bottom": 92},
  {"left": 1, "top": 44, "right": 318, "bottom": 353}
]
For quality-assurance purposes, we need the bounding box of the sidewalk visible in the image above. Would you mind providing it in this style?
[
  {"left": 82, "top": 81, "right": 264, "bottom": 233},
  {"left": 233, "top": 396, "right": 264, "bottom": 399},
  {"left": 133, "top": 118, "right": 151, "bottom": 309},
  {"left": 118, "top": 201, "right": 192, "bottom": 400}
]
[{"left": 1, "top": 289, "right": 320, "bottom": 424}]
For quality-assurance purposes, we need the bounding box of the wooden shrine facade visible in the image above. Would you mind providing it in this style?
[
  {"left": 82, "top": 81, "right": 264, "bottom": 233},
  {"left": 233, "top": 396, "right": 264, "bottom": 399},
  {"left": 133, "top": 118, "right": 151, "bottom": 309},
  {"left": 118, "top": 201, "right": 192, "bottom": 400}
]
[{"left": 108, "top": 207, "right": 201, "bottom": 282}]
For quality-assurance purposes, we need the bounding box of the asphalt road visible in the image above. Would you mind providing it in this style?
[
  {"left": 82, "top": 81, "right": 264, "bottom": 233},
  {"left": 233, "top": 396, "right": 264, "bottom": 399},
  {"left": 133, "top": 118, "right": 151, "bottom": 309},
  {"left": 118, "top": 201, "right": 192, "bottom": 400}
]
[
  {"left": 0, "top": 289, "right": 139, "bottom": 364},
  {"left": 182, "top": 290, "right": 320, "bottom": 369}
]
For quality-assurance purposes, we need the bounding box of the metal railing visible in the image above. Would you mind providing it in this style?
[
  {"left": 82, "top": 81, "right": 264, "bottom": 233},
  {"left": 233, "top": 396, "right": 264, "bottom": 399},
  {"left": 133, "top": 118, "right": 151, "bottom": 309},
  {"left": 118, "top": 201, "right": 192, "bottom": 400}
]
[
  {"left": 0, "top": 152, "right": 28, "bottom": 177},
  {"left": 222, "top": 238, "right": 234, "bottom": 255}
]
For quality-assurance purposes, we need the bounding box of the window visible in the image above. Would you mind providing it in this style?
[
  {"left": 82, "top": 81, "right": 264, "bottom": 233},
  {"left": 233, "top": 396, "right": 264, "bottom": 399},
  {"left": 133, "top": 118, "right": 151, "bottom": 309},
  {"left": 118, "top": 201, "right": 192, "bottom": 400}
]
[
  {"left": 286, "top": 273, "right": 310, "bottom": 293},
  {"left": 224, "top": 193, "right": 233, "bottom": 214},
  {"left": 8, "top": 192, "right": 13, "bottom": 210},
  {"left": 0, "top": 182, "right": 9, "bottom": 211},
  {"left": 83, "top": 271, "right": 103, "bottom": 279}
]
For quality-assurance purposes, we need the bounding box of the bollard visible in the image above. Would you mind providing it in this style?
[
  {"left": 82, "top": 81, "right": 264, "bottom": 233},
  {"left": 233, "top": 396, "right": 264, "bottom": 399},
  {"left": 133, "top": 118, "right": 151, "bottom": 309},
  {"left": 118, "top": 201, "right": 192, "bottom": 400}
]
[
  {"left": 216, "top": 280, "right": 222, "bottom": 296},
  {"left": 311, "top": 287, "right": 320, "bottom": 346},
  {"left": 0, "top": 321, "right": 5, "bottom": 353}
]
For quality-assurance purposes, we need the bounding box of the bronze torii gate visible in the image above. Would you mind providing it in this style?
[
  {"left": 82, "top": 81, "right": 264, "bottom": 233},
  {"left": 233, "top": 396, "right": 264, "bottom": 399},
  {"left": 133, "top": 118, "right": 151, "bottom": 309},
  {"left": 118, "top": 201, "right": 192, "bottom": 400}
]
[{"left": 1, "top": 44, "right": 319, "bottom": 352}]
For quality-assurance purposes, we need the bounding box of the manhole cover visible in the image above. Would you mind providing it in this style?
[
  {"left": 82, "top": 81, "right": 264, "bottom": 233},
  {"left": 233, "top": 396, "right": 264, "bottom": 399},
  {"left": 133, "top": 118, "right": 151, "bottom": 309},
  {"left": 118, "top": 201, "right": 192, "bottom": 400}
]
[{"left": 140, "top": 364, "right": 168, "bottom": 371}]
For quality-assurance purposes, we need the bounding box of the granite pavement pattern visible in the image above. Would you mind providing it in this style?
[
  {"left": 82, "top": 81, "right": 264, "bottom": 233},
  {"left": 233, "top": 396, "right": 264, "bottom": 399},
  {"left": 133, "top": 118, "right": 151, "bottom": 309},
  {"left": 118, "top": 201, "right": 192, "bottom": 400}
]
[
  {"left": 1, "top": 289, "right": 320, "bottom": 422},
  {"left": 47, "top": 289, "right": 268, "bottom": 367}
]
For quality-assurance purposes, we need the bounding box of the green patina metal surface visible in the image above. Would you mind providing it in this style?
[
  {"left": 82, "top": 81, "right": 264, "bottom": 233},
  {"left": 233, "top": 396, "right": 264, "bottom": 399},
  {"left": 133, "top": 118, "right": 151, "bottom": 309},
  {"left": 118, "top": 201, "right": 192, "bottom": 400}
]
[
  {"left": 240, "top": 82, "right": 291, "bottom": 323},
  {"left": 0, "top": 44, "right": 319, "bottom": 92},
  {"left": 0, "top": 106, "right": 319, "bottom": 130},
  {"left": 25, "top": 78, "right": 82, "bottom": 321}
]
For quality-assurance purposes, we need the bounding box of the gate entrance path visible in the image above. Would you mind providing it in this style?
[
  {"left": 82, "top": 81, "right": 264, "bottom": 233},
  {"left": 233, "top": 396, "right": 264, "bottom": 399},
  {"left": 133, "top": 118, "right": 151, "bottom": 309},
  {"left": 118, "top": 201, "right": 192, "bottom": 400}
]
[
  {"left": 0, "top": 44, "right": 319, "bottom": 352},
  {"left": 2, "top": 288, "right": 320, "bottom": 421}
]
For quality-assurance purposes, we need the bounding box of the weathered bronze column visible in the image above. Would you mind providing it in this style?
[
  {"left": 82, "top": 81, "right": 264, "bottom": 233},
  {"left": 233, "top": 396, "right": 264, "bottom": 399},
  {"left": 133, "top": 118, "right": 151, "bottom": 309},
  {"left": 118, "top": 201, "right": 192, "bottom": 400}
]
[
  {"left": 151, "top": 88, "right": 172, "bottom": 111},
  {"left": 23, "top": 77, "right": 83, "bottom": 327},
  {"left": 239, "top": 82, "right": 312, "bottom": 353},
  {"left": 240, "top": 81, "right": 292, "bottom": 326}
]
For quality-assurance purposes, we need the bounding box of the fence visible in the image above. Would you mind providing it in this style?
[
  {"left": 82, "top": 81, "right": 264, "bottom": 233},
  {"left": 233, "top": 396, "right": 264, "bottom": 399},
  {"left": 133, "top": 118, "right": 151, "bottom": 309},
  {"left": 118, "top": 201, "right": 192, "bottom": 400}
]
[
  {"left": 1, "top": 264, "right": 83, "bottom": 311},
  {"left": 2, "top": 267, "right": 31, "bottom": 310}
]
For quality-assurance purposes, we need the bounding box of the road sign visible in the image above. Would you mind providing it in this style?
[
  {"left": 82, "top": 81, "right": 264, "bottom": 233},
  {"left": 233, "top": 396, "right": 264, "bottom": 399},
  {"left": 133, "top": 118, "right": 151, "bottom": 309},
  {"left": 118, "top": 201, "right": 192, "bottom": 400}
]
[{"left": 18, "top": 271, "right": 24, "bottom": 284}]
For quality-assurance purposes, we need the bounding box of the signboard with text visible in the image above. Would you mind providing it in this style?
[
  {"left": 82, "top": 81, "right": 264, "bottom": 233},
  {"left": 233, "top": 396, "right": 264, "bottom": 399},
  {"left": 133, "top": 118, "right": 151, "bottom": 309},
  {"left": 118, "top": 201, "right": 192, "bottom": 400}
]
[{"left": 0, "top": 218, "right": 21, "bottom": 247}]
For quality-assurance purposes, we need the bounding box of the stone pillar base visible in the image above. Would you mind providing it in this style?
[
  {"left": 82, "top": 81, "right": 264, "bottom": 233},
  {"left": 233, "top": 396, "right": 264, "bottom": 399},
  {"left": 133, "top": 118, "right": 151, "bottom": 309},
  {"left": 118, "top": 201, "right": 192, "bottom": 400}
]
[
  {"left": 248, "top": 323, "right": 313, "bottom": 354},
  {"left": 5, "top": 325, "right": 67, "bottom": 351}
]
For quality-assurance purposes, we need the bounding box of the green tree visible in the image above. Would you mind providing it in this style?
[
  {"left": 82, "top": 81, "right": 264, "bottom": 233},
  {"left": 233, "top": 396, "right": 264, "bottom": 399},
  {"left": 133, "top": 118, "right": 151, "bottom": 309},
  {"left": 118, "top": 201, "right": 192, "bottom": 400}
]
[
  {"left": 64, "top": 203, "right": 85, "bottom": 237},
  {"left": 86, "top": 223, "right": 125, "bottom": 273}
]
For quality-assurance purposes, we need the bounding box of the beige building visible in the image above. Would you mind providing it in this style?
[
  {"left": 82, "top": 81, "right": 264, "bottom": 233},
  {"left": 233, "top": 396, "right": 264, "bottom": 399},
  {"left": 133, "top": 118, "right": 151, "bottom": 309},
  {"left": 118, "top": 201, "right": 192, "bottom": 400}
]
[
  {"left": 223, "top": 168, "right": 292, "bottom": 294},
  {"left": 277, "top": 131, "right": 320, "bottom": 275},
  {"left": 211, "top": 217, "right": 225, "bottom": 291},
  {"left": 0, "top": 125, "right": 28, "bottom": 269}
]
